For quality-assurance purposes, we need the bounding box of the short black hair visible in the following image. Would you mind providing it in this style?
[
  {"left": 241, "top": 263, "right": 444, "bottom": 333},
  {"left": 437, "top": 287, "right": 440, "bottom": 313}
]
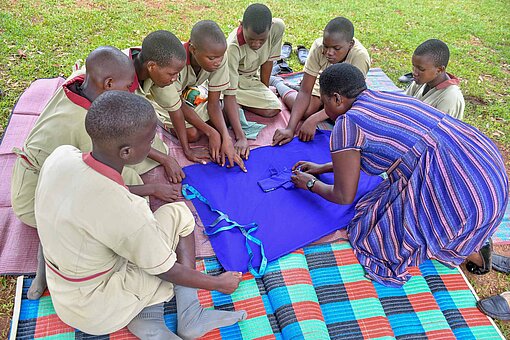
[
  {"left": 86, "top": 46, "right": 133, "bottom": 79},
  {"left": 324, "top": 17, "right": 354, "bottom": 41},
  {"left": 85, "top": 91, "right": 156, "bottom": 144},
  {"left": 242, "top": 3, "right": 272, "bottom": 34},
  {"left": 413, "top": 39, "right": 450, "bottom": 68},
  {"left": 190, "top": 20, "right": 226, "bottom": 49},
  {"left": 140, "top": 30, "right": 186, "bottom": 67},
  {"left": 319, "top": 63, "right": 367, "bottom": 98}
]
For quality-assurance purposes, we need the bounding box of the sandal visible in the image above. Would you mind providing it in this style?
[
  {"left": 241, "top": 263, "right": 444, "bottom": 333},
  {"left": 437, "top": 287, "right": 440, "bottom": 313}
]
[
  {"left": 398, "top": 72, "right": 414, "bottom": 83},
  {"left": 296, "top": 45, "right": 309, "bottom": 65},
  {"left": 281, "top": 42, "right": 292, "bottom": 60},
  {"left": 466, "top": 238, "right": 493, "bottom": 275}
]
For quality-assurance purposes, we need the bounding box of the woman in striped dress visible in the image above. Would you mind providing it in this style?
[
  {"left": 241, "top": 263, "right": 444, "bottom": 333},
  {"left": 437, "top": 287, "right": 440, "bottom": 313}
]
[{"left": 291, "top": 63, "right": 508, "bottom": 286}]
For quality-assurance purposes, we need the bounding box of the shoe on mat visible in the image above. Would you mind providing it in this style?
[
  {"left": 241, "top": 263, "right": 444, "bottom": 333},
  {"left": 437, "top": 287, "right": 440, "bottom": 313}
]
[
  {"left": 398, "top": 72, "right": 414, "bottom": 83},
  {"left": 281, "top": 42, "right": 292, "bottom": 60},
  {"left": 477, "top": 292, "right": 510, "bottom": 321},
  {"left": 296, "top": 45, "right": 309, "bottom": 65},
  {"left": 492, "top": 253, "right": 510, "bottom": 274}
]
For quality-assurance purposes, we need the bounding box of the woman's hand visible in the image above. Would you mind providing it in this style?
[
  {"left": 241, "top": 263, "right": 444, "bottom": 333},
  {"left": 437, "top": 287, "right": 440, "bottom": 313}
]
[
  {"left": 291, "top": 170, "right": 316, "bottom": 190},
  {"left": 292, "top": 161, "right": 325, "bottom": 176}
]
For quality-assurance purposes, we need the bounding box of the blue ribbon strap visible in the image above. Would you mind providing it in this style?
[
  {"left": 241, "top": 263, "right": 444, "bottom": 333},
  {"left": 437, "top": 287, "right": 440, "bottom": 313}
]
[{"left": 182, "top": 184, "right": 267, "bottom": 277}]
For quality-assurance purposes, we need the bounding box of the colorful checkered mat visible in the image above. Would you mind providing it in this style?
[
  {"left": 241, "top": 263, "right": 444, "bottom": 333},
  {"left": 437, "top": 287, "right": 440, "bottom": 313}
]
[
  {"left": 280, "top": 68, "right": 405, "bottom": 93},
  {"left": 11, "top": 240, "right": 503, "bottom": 339}
]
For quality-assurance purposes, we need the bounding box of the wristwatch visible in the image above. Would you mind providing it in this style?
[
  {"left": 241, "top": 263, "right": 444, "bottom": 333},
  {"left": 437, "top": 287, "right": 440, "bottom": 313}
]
[{"left": 306, "top": 178, "right": 317, "bottom": 192}]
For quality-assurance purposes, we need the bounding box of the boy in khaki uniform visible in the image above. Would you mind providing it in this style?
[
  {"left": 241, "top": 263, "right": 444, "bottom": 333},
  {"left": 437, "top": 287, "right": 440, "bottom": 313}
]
[
  {"left": 11, "top": 46, "right": 182, "bottom": 301},
  {"left": 406, "top": 39, "right": 465, "bottom": 119},
  {"left": 36, "top": 91, "right": 246, "bottom": 338},
  {"left": 157, "top": 21, "right": 247, "bottom": 168},
  {"left": 125, "top": 30, "right": 210, "bottom": 165},
  {"left": 223, "top": 3, "right": 284, "bottom": 118},
  {"left": 272, "top": 17, "right": 371, "bottom": 145}
]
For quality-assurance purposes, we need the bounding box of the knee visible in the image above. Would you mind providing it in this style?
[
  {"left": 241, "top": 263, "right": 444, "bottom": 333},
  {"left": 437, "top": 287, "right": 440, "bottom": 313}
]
[
  {"left": 187, "top": 128, "right": 202, "bottom": 143},
  {"left": 260, "top": 108, "right": 281, "bottom": 118}
]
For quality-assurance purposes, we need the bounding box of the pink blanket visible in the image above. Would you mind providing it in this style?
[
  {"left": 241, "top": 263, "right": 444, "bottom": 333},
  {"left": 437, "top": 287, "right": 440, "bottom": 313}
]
[{"left": 1, "top": 78, "right": 347, "bottom": 274}]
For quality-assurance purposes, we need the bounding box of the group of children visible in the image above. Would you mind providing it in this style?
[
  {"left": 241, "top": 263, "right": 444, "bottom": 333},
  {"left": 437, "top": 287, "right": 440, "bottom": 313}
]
[{"left": 9, "top": 2, "right": 468, "bottom": 338}]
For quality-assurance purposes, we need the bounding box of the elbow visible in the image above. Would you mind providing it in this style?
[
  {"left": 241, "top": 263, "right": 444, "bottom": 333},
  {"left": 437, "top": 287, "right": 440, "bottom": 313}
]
[{"left": 332, "top": 192, "right": 355, "bottom": 205}]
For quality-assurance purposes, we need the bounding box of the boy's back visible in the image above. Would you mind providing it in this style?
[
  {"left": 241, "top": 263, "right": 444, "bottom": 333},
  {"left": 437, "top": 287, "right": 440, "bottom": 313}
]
[{"left": 36, "top": 145, "right": 186, "bottom": 334}]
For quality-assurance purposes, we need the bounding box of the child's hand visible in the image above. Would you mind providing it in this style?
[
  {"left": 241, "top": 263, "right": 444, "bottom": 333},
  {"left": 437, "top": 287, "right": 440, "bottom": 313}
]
[
  {"left": 297, "top": 118, "right": 317, "bottom": 142},
  {"left": 207, "top": 130, "right": 222, "bottom": 164},
  {"left": 215, "top": 271, "right": 243, "bottom": 295},
  {"left": 151, "top": 184, "right": 180, "bottom": 202},
  {"left": 221, "top": 139, "right": 247, "bottom": 172},
  {"left": 234, "top": 136, "right": 250, "bottom": 160},
  {"left": 163, "top": 157, "right": 185, "bottom": 183},
  {"left": 272, "top": 128, "right": 294, "bottom": 146}
]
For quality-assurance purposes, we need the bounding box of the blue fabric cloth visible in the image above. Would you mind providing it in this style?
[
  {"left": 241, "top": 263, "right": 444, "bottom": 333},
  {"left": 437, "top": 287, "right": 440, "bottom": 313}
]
[
  {"left": 332, "top": 90, "right": 509, "bottom": 286},
  {"left": 257, "top": 167, "right": 294, "bottom": 192},
  {"left": 183, "top": 131, "right": 382, "bottom": 273}
]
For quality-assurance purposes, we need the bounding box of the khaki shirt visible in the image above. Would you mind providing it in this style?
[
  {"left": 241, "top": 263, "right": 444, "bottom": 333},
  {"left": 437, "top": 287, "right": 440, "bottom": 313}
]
[
  {"left": 124, "top": 48, "right": 182, "bottom": 124},
  {"left": 36, "top": 145, "right": 194, "bottom": 335},
  {"left": 20, "top": 69, "right": 92, "bottom": 170},
  {"left": 223, "top": 18, "right": 285, "bottom": 96},
  {"left": 406, "top": 74, "right": 465, "bottom": 120},
  {"left": 176, "top": 42, "right": 230, "bottom": 95},
  {"left": 304, "top": 37, "right": 370, "bottom": 96}
]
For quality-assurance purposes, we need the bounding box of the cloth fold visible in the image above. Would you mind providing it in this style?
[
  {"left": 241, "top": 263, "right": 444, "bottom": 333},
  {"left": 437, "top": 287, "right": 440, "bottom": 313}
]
[{"left": 239, "top": 108, "right": 266, "bottom": 140}]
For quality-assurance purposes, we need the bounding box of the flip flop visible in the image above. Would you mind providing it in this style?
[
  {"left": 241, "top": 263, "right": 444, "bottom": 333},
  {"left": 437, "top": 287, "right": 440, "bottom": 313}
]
[
  {"left": 281, "top": 42, "right": 292, "bottom": 60},
  {"left": 492, "top": 253, "right": 510, "bottom": 274},
  {"left": 296, "top": 45, "right": 309, "bottom": 65},
  {"left": 477, "top": 292, "right": 510, "bottom": 321},
  {"left": 398, "top": 72, "right": 414, "bottom": 83}
]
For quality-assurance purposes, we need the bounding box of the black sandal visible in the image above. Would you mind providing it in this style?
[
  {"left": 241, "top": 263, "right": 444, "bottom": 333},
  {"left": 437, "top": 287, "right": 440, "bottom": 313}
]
[{"left": 466, "top": 238, "right": 492, "bottom": 275}]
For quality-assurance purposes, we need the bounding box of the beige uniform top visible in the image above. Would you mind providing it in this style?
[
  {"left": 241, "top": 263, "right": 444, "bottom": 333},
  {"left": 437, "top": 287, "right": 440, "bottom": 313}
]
[
  {"left": 177, "top": 42, "right": 230, "bottom": 95},
  {"left": 10, "top": 70, "right": 160, "bottom": 226},
  {"left": 405, "top": 74, "right": 465, "bottom": 120},
  {"left": 156, "top": 42, "right": 232, "bottom": 127},
  {"left": 223, "top": 19, "right": 285, "bottom": 109},
  {"left": 304, "top": 37, "right": 371, "bottom": 97},
  {"left": 35, "top": 145, "right": 194, "bottom": 335},
  {"left": 124, "top": 47, "right": 183, "bottom": 128}
]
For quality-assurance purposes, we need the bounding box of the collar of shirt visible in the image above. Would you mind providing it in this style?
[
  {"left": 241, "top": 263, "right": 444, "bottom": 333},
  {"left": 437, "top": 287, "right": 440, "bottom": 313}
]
[
  {"left": 184, "top": 41, "right": 192, "bottom": 65},
  {"left": 436, "top": 73, "right": 461, "bottom": 90},
  {"left": 62, "top": 75, "right": 91, "bottom": 110},
  {"left": 236, "top": 25, "right": 246, "bottom": 46},
  {"left": 127, "top": 47, "right": 143, "bottom": 93},
  {"left": 82, "top": 152, "right": 128, "bottom": 189}
]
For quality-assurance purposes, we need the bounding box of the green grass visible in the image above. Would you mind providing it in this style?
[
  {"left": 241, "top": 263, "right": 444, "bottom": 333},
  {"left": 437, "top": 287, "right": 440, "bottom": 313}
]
[{"left": 1, "top": 0, "right": 510, "bottom": 337}]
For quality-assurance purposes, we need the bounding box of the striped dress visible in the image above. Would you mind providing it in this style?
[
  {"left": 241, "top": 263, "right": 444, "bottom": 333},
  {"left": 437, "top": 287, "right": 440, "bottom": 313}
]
[{"left": 330, "top": 90, "right": 509, "bottom": 287}]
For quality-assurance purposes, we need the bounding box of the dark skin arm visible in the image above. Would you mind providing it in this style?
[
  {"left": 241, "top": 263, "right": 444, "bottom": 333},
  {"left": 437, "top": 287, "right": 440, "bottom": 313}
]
[
  {"left": 207, "top": 91, "right": 246, "bottom": 171},
  {"left": 128, "top": 183, "right": 179, "bottom": 202},
  {"left": 260, "top": 60, "right": 273, "bottom": 87},
  {"left": 169, "top": 106, "right": 209, "bottom": 165},
  {"left": 272, "top": 72, "right": 317, "bottom": 145},
  {"left": 147, "top": 147, "right": 184, "bottom": 183},
  {"left": 223, "top": 94, "right": 250, "bottom": 160},
  {"left": 180, "top": 103, "right": 222, "bottom": 164},
  {"left": 291, "top": 149, "right": 360, "bottom": 205},
  {"left": 298, "top": 109, "right": 329, "bottom": 142},
  {"left": 157, "top": 232, "right": 242, "bottom": 294}
]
